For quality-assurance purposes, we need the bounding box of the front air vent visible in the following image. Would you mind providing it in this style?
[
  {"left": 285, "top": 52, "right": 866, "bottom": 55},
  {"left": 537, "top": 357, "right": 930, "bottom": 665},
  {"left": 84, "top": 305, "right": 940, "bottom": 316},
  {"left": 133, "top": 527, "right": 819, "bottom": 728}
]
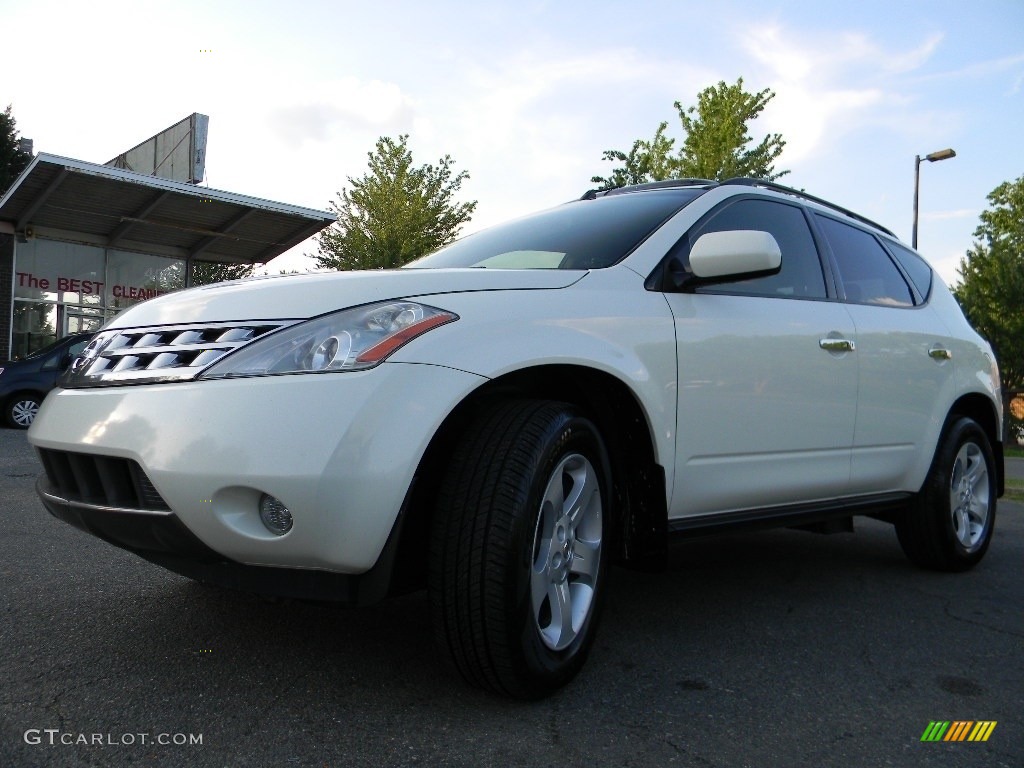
[
  {"left": 62, "top": 321, "right": 294, "bottom": 387},
  {"left": 37, "top": 449, "right": 171, "bottom": 512}
]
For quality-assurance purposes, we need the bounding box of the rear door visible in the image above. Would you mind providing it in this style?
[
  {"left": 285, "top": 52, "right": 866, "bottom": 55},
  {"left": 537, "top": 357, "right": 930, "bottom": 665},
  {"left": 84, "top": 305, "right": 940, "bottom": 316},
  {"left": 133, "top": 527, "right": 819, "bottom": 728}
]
[{"left": 812, "top": 213, "right": 954, "bottom": 494}]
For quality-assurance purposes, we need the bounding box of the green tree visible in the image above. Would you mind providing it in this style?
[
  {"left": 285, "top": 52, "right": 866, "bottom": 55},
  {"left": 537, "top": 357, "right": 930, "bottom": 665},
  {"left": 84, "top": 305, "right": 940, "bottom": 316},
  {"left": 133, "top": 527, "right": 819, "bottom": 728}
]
[
  {"left": 592, "top": 78, "right": 788, "bottom": 189},
  {"left": 190, "top": 261, "right": 255, "bottom": 286},
  {"left": 315, "top": 135, "right": 476, "bottom": 271},
  {"left": 160, "top": 260, "right": 256, "bottom": 292},
  {"left": 954, "top": 175, "right": 1024, "bottom": 440},
  {"left": 1, "top": 104, "right": 32, "bottom": 194}
]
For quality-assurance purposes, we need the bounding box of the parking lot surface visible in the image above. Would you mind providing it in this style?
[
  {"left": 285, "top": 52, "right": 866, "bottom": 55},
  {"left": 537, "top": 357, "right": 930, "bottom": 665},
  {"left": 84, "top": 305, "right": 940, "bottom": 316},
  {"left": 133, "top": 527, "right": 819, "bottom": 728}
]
[{"left": 2, "top": 428, "right": 1021, "bottom": 768}]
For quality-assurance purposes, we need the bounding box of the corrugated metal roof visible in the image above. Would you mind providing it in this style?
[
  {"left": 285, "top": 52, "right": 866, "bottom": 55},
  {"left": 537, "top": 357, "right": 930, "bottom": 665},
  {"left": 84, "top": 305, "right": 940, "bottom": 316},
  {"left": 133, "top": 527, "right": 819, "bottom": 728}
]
[{"left": 0, "top": 153, "right": 335, "bottom": 264}]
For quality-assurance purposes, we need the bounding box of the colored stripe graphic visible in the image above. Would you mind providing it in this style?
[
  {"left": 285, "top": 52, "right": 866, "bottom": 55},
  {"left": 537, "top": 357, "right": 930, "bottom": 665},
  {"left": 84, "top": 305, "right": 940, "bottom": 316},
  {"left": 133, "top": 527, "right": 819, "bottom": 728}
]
[
  {"left": 968, "top": 722, "right": 997, "bottom": 742},
  {"left": 921, "top": 721, "right": 997, "bottom": 742},
  {"left": 945, "top": 721, "right": 973, "bottom": 741}
]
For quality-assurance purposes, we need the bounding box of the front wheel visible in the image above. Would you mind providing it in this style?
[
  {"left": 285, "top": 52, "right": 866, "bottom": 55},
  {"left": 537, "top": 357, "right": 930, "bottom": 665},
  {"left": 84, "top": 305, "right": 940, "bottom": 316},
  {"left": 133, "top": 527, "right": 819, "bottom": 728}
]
[
  {"left": 896, "top": 416, "right": 997, "bottom": 571},
  {"left": 429, "top": 400, "right": 612, "bottom": 699}
]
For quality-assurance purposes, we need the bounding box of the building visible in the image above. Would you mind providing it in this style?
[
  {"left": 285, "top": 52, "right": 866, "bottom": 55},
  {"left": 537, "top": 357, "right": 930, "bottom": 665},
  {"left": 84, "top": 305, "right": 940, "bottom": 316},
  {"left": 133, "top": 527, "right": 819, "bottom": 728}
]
[{"left": 0, "top": 151, "right": 334, "bottom": 360}]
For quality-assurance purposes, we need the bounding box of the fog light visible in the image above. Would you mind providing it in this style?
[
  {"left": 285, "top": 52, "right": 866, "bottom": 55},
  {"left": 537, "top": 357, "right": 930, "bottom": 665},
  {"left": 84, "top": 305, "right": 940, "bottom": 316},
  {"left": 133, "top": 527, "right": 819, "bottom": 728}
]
[{"left": 259, "top": 494, "right": 293, "bottom": 536}]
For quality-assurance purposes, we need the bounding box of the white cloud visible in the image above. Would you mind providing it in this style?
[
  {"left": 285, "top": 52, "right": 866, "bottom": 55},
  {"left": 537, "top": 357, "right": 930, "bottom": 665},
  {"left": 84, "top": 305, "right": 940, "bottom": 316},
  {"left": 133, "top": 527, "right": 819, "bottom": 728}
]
[
  {"left": 427, "top": 47, "right": 720, "bottom": 227},
  {"left": 737, "top": 24, "right": 946, "bottom": 164},
  {"left": 911, "top": 51, "right": 1024, "bottom": 84},
  {"left": 266, "top": 78, "right": 416, "bottom": 146},
  {"left": 883, "top": 33, "right": 945, "bottom": 74}
]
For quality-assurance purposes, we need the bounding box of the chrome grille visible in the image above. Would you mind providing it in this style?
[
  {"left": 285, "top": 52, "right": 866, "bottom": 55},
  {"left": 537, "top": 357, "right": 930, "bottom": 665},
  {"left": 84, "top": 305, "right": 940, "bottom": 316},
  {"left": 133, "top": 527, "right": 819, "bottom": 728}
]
[{"left": 62, "top": 321, "right": 292, "bottom": 387}]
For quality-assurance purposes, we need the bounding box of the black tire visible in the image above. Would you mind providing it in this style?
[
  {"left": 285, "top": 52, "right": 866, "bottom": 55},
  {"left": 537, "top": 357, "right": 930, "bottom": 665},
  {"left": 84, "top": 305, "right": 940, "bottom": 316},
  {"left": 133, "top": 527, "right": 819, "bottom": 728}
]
[
  {"left": 5, "top": 393, "right": 42, "bottom": 429},
  {"left": 429, "top": 400, "right": 612, "bottom": 699},
  {"left": 896, "top": 416, "right": 996, "bottom": 571}
]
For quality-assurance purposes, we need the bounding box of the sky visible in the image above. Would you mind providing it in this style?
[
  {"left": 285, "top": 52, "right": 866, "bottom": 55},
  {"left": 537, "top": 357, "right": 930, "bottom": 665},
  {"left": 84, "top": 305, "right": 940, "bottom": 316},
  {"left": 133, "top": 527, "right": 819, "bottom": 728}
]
[{"left": 1, "top": 0, "right": 1022, "bottom": 286}]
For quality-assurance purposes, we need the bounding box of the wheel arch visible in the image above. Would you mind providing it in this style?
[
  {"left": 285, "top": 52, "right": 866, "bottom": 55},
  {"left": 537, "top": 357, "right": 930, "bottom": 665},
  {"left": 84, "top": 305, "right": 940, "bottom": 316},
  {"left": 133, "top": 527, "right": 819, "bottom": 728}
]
[{"left": 386, "top": 364, "right": 669, "bottom": 596}]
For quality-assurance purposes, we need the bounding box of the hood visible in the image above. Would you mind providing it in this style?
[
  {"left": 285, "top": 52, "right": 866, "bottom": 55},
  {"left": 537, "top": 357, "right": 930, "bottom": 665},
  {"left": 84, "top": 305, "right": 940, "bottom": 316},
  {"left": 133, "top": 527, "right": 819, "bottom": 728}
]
[
  {"left": 105, "top": 268, "right": 586, "bottom": 328},
  {"left": 0, "top": 354, "right": 46, "bottom": 373}
]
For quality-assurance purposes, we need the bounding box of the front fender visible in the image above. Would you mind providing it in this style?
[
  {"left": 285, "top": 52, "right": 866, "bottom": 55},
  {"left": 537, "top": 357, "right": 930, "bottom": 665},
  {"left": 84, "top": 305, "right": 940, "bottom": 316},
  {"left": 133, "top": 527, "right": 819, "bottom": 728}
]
[{"left": 391, "top": 268, "right": 678, "bottom": 485}]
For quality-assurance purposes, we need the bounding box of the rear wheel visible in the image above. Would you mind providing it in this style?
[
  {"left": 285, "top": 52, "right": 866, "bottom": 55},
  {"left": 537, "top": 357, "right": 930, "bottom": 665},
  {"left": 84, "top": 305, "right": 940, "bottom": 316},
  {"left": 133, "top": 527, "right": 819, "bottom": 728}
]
[
  {"left": 5, "top": 393, "right": 42, "bottom": 429},
  {"left": 896, "top": 416, "right": 996, "bottom": 571},
  {"left": 429, "top": 400, "right": 611, "bottom": 699}
]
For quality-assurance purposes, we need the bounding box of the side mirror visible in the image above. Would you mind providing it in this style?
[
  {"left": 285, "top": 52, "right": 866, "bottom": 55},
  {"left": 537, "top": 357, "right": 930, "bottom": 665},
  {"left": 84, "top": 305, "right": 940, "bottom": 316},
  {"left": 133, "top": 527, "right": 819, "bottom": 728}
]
[{"left": 689, "top": 230, "right": 782, "bottom": 280}]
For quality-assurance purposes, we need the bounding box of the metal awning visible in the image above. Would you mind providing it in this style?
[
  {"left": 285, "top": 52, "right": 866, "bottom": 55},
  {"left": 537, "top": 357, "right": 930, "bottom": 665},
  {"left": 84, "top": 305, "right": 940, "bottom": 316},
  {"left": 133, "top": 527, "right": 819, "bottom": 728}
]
[{"left": 0, "top": 153, "right": 335, "bottom": 264}]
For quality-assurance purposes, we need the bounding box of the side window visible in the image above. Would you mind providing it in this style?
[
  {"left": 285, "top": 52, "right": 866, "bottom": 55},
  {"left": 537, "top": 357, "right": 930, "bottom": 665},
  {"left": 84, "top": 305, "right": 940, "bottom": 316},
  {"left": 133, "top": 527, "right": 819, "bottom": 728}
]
[
  {"left": 815, "top": 214, "right": 914, "bottom": 307},
  {"left": 687, "top": 199, "right": 827, "bottom": 298},
  {"left": 886, "top": 240, "right": 933, "bottom": 300},
  {"left": 41, "top": 338, "right": 90, "bottom": 371}
]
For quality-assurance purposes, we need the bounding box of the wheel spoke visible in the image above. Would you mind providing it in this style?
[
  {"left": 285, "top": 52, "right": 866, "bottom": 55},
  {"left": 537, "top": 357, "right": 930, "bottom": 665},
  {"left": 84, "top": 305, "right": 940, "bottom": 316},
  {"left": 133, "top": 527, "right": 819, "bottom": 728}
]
[
  {"left": 563, "top": 464, "right": 589, "bottom": 519},
  {"left": 569, "top": 538, "right": 600, "bottom": 583},
  {"left": 530, "top": 565, "right": 550, "bottom": 618},
  {"left": 954, "top": 506, "right": 972, "bottom": 546},
  {"left": 567, "top": 474, "right": 598, "bottom": 528},
  {"left": 550, "top": 581, "right": 575, "bottom": 646},
  {"left": 542, "top": 470, "right": 566, "bottom": 517},
  {"left": 948, "top": 486, "right": 960, "bottom": 515},
  {"left": 968, "top": 496, "right": 988, "bottom": 522},
  {"left": 963, "top": 454, "right": 985, "bottom": 490}
]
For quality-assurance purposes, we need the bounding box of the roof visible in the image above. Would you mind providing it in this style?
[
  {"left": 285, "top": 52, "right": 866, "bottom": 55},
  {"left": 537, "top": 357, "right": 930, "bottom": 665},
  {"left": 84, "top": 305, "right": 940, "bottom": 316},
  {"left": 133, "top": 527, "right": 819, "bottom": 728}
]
[
  {"left": 584, "top": 177, "right": 896, "bottom": 238},
  {"left": 0, "top": 153, "right": 335, "bottom": 264}
]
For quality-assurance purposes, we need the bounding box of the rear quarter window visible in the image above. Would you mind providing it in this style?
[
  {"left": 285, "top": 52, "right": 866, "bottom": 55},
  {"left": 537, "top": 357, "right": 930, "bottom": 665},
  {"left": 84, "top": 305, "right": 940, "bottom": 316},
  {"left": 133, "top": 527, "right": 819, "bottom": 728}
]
[{"left": 884, "top": 240, "right": 934, "bottom": 300}]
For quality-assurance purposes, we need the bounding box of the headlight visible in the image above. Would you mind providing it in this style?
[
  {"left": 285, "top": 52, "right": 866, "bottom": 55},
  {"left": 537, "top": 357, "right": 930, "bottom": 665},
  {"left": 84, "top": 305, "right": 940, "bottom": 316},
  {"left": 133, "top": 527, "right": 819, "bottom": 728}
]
[{"left": 199, "top": 301, "right": 457, "bottom": 379}]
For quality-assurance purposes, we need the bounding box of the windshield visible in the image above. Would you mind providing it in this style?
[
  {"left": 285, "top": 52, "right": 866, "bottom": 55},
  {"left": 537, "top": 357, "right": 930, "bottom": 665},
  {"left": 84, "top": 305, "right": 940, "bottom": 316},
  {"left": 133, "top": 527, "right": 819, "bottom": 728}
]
[{"left": 407, "top": 189, "right": 706, "bottom": 270}]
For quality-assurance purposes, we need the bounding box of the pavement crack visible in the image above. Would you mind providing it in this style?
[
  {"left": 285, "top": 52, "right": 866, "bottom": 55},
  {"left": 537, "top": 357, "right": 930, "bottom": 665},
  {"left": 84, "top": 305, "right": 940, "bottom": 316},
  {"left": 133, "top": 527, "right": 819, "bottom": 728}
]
[{"left": 941, "top": 601, "right": 1024, "bottom": 640}]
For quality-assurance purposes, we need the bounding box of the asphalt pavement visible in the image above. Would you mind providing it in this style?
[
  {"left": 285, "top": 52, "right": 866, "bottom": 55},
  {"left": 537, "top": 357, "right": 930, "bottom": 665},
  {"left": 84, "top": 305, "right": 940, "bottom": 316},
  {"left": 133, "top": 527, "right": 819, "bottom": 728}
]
[
  {"left": 2, "top": 427, "right": 1022, "bottom": 768},
  {"left": 1005, "top": 455, "right": 1023, "bottom": 481}
]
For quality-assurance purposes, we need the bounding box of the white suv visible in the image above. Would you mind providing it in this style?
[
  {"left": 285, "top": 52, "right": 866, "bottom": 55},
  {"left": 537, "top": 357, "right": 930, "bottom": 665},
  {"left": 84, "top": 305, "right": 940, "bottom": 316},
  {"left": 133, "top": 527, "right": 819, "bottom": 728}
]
[{"left": 29, "top": 178, "right": 1004, "bottom": 698}]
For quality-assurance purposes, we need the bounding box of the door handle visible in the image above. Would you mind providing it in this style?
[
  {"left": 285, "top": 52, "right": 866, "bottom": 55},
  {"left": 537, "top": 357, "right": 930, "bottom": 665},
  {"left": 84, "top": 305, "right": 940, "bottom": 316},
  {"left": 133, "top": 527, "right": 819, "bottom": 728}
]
[
  {"left": 928, "top": 346, "right": 952, "bottom": 361},
  {"left": 819, "top": 338, "right": 855, "bottom": 353}
]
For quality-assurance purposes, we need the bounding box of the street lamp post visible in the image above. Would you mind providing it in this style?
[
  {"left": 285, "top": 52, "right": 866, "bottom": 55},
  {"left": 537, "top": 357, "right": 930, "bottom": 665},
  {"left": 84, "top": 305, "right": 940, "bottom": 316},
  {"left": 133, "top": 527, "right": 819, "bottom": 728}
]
[{"left": 912, "top": 147, "right": 956, "bottom": 249}]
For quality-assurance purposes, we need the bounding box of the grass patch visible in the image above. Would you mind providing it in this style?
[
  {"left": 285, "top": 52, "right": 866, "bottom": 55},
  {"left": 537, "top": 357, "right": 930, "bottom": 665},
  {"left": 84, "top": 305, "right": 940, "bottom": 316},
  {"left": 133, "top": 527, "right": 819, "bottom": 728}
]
[
  {"left": 1006, "top": 478, "right": 1024, "bottom": 504},
  {"left": 1006, "top": 445, "right": 1024, "bottom": 459}
]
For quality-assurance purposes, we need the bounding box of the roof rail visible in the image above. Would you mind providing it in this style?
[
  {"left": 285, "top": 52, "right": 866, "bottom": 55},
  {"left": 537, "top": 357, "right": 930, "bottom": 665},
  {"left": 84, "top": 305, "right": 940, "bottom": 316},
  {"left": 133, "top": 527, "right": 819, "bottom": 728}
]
[
  {"left": 581, "top": 178, "right": 717, "bottom": 200},
  {"left": 719, "top": 177, "right": 896, "bottom": 237}
]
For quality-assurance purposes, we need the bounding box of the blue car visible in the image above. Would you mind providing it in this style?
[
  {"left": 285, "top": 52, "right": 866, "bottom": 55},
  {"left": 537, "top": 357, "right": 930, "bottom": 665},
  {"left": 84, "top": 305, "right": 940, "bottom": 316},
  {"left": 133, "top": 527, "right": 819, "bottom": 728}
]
[{"left": 1, "top": 333, "right": 94, "bottom": 428}]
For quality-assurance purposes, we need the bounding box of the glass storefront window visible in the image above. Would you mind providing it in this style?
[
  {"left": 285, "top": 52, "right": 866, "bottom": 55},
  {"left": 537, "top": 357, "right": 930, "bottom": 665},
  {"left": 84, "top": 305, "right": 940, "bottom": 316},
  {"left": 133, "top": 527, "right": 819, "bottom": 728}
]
[
  {"left": 107, "top": 250, "right": 185, "bottom": 310},
  {"left": 65, "top": 306, "right": 106, "bottom": 335},
  {"left": 12, "top": 300, "right": 59, "bottom": 359},
  {"left": 14, "top": 239, "right": 106, "bottom": 303},
  {"left": 10, "top": 238, "right": 184, "bottom": 359}
]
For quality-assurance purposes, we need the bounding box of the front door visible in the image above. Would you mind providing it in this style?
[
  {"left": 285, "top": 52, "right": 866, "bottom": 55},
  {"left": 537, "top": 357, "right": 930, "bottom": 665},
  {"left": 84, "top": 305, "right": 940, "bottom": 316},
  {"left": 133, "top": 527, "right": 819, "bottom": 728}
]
[{"left": 661, "top": 197, "right": 858, "bottom": 518}]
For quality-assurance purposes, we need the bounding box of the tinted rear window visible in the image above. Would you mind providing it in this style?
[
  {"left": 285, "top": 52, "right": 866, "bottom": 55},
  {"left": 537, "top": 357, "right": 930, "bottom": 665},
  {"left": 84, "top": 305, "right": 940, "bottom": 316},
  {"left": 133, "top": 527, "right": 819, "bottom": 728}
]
[
  {"left": 885, "top": 240, "right": 934, "bottom": 300},
  {"left": 407, "top": 189, "right": 705, "bottom": 270}
]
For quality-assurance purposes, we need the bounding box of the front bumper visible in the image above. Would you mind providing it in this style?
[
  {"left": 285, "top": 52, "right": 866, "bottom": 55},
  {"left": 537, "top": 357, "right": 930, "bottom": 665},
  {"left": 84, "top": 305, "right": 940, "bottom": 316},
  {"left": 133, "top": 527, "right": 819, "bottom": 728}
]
[
  {"left": 29, "top": 361, "right": 485, "bottom": 578},
  {"left": 35, "top": 477, "right": 407, "bottom": 604}
]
